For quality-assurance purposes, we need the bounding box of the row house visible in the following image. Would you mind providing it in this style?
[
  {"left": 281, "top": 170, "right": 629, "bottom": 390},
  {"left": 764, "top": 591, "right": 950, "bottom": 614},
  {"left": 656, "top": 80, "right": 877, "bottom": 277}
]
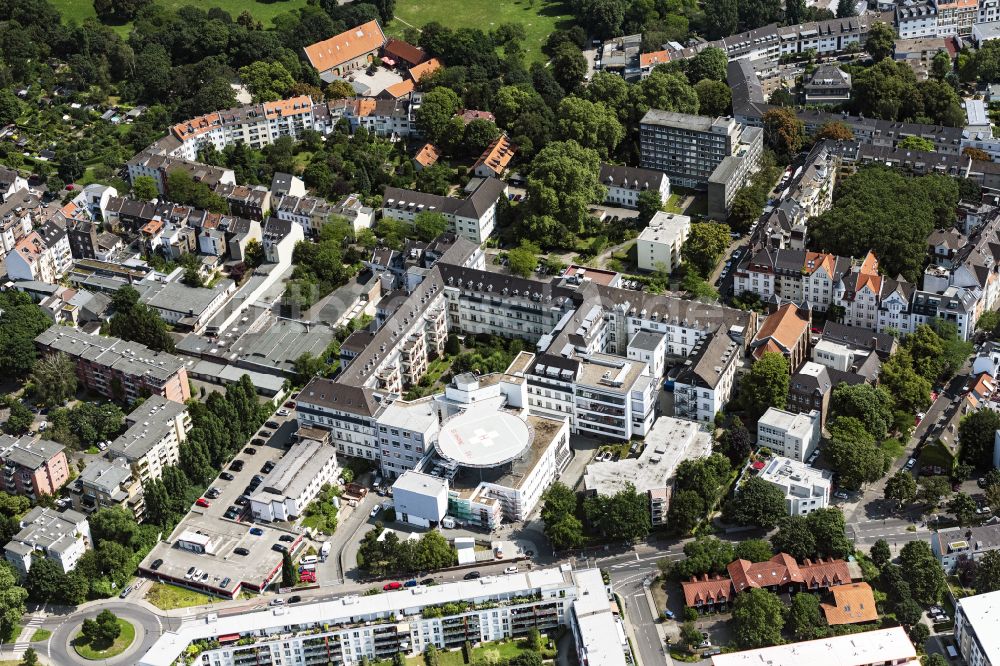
[
  {"left": 666, "top": 15, "right": 877, "bottom": 67},
  {"left": 0, "top": 190, "right": 39, "bottom": 254},
  {"left": 169, "top": 96, "right": 316, "bottom": 160},
  {"left": 734, "top": 248, "right": 851, "bottom": 311},
  {"left": 382, "top": 177, "right": 507, "bottom": 245},
  {"left": 212, "top": 183, "right": 270, "bottom": 221},
  {"left": 5, "top": 220, "right": 71, "bottom": 284}
]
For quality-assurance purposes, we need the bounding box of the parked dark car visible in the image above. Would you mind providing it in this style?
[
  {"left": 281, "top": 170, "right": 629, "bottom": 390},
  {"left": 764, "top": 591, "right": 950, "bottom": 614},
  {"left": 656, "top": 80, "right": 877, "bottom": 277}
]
[
  {"left": 234, "top": 547, "right": 249, "bottom": 556},
  {"left": 289, "top": 595, "right": 302, "bottom": 603},
  {"left": 220, "top": 472, "right": 234, "bottom": 481},
  {"left": 279, "top": 535, "right": 294, "bottom": 543},
  {"left": 151, "top": 559, "right": 163, "bottom": 571},
  {"left": 245, "top": 447, "right": 257, "bottom": 455},
  {"left": 464, "top": 571, "right": 481, "bottom": 580},
  {"left": 265, "top": 421, "right": 280, "bottom": 429},
  {"left": 272, "top": 544, "right": 288, "bottom": 553},
  {"left": 229, "top": 460, "right": 244, "bottom": 472}
]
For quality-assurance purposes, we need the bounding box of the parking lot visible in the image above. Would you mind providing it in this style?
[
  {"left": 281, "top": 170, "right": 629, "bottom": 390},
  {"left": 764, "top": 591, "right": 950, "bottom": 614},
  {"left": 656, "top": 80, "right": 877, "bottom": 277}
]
[{"left": 138, "top": 407, "right": 306, "bottom": 598}]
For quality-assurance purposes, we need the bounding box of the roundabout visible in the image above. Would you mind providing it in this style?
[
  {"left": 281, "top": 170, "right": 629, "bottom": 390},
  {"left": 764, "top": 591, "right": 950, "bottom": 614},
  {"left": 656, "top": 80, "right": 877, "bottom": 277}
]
[
  {"left": 47, "top": 602, "right": 164, "bottom": 666},
  {"left": 71, "top": 616, "right": 135, "bottom": 660}
]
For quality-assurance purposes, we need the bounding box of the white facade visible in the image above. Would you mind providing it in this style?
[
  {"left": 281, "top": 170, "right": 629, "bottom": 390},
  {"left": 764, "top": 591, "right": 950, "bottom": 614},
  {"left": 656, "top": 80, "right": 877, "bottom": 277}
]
[
  {"left": 637, "top": 212, "right": 691, "bottom": 273},
  {"left": 955, "top": 591, "right": 1000, "bottom": 666},
  {"left": 897, "top": 1, "right": 939, "bottom": 37},
  {"left": 376, "top": 398, "right": 440, "bottom": 479},
  {"left": 757, "top": 456, "right": 831, "bottom": 515},
  {"left": 599, "top": 163, "right": 670, "bottom": 209},
  {"left": 3, "top": 507, "right": 91, "bottom": 574},
  {"left": 392, "top": 471, "right": 449, "bottom": 527},
  {"left": 712, "top": 628, "right": 918, "bottom": 666},
  {"left": 109, "top": 395, "right": 190, "bottom": 482},
  {"left": 250, "top": 439, "right": 339, "bottom": 522},
  {"left": 757, "top": 408, "right": 822, "bottom": 463},
  {"left": 139, "top": 567, "right": 625, "bottom": 666}
]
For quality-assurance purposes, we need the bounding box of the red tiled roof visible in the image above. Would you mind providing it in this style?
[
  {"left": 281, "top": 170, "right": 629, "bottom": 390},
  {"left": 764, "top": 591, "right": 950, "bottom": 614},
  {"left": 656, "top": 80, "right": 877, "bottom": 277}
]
[
  {"left": 729, "top": 554, "right": 803, "bottom": 593},
  {"left": 304, "top": 20, "right": 386, "bottom": 73},
  {"left": 409, "top": 57, "right": 442, "bottom": 82},
  {"left": 821, "top": 582, "right": 879, "bottom": 625},
  {"left": 384, "top": 38, "right": 427, "bottom": 66},
  {"left": 799, "top": 557, "right": 852, "bottom": 589},
  {"left": 681, "top": 575, "right": 733, "bottom": 607}
]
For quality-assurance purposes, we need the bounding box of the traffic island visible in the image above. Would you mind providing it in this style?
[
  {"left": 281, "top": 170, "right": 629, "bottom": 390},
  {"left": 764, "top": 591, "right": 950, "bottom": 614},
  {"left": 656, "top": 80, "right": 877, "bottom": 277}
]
[{"left": 71, "top": 618, "right": 135, "bottom": 660}]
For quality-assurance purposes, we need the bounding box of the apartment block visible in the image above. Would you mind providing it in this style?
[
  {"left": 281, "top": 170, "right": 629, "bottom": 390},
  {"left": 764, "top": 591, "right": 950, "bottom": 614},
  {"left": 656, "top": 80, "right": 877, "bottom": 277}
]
[
  {"left": 931, "top": 522, "right": 1000, "bottom": 572},
  {"left": 954, "top": 591, "right": 1000, "bottom": 666},
  {"left": 757, "top": 456, "right": 831, "bottom": 515},
  {"left": 382, "top": 177, "right": 507, "bottom": 244},
  {"left": 0, "top": 436, "right": 70, "bottom": 498},
  {"left": 637, "top": 212, "right": 690, "bottom": 273},
  {"left": 672, "top": 328, "right": 742, "bottom": 424},
  {"left": 757, "top": 408, "right": 822, "bottom": 463},
  {"left": 35, "top": 326, "right": 192, "bottom": 404},
  {"left": 640, "top": 111, "right": 760, "bottom": 189},
  {"left": 108, "top": 395, "right": 191, "bottom": 483},
  {"left": 4, "top": 507, "right": 91, "bottom": 574},
  {"left": 712, "top": 628, "right": 918, "bottom": 666},
  {"left": 71, "top": 457, "right": 145, "bottom": 521},
  {"left": 140, "top": 567, "right": 626, "bottom": 666}
]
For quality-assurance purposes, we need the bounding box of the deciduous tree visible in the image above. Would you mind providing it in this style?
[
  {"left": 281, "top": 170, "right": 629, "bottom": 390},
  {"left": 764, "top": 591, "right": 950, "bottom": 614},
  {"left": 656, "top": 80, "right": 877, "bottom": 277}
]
[
  {"left": 884, "top": 470, "right": 917, "bottom": 509},
  {"left": 683, "top": 222, "right": 731, "bottom": 277},
  {"left": 30, "top": 353, "right": 77, "bottom": 407},
  {"left": 959, "top": 408, "right": 1000, "bottom": 469},
  {"left": 870, "top": 539, "right": 892, "bottom": 568},
  {"left": 787, "top": 592, "right": 823, "bottom": 640},
  {"left": 740, "top": 352, "right": 789, "bottom": 421},
  {"left": 763, "top": 107, "right": 805, "bottom": 161},
  {"left": 732, "top": 588, "right": 784, "bottom": 648},
  {"left": 725, "top": 477, "right": 787, "bottom": 528},
  {"left": 898, "top": 541, "right": 946, "bottom": 604}
]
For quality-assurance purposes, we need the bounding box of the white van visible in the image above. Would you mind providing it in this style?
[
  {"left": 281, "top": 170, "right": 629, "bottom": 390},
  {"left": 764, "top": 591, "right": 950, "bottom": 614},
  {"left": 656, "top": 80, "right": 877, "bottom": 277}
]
[
  {"left": 301, "top": 555, "right": 317, "bottom": 566},
  {"left": 320, "top": 542, "right": 332, "bottom": 560},
  {"left": 441, "top": 517, "right": 456, "bottom": 529}
]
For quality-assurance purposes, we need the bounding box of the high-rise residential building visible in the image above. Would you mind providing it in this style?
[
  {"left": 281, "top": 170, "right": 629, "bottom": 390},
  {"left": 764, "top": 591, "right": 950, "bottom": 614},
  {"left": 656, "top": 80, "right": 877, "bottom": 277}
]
[
  {"left": 954, "top": 591, "right": 1000, "bottom": 666},
  {"left": 639, "top": 110, "right": 762, "bottom": 219}
]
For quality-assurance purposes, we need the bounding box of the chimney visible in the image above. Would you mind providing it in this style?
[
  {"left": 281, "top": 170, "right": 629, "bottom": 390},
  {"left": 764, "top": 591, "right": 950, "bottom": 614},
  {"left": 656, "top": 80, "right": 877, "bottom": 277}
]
[{"left": 804, "top": 558, "right": 811, "bottom": 566}]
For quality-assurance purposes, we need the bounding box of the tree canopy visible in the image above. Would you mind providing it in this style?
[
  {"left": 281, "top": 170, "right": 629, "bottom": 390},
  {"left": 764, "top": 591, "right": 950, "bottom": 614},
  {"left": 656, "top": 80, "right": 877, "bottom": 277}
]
[{"left": 810, "top": 166, "right": 960, "bottom": 281}]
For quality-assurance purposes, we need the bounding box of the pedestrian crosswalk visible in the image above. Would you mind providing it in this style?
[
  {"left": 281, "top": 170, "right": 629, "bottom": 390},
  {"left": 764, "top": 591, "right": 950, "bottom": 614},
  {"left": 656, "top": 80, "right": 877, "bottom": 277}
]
[{"left": 12, "top": 611, "right": 46, "bottom": 655}]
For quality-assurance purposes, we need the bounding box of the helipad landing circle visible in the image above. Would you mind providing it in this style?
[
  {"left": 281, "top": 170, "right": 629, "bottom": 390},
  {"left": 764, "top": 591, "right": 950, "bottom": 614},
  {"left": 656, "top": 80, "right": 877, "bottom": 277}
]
[{"left": 435, "top": 409, "right": 531, "bottom": 468}]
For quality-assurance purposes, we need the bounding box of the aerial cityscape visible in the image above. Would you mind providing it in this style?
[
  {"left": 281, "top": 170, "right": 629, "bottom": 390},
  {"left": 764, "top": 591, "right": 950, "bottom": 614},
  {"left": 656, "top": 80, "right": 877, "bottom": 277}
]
[{"left": 1, "top": 0, "right": 1000, "bottom": 665}]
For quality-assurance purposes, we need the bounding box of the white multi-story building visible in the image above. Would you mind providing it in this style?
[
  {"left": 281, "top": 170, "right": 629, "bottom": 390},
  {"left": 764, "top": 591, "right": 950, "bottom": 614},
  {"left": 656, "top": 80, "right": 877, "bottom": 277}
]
[
  {"left": 375, "top": 397, "right": 439, "bottom": 480},
  {"left": 757, "top": 456, "right": 831, "bottom": 515},
  {"left": 526, "top": 352, "right": 654, "bottom": 440},
  {"left": 955, "top": 591, "right": 1000, "bottom": 666},
  {"left": 757, "top": 408, "right": 821, "bottom": 463},
  {"left": 3, "top": 507, "right": 91, "bottom": 574},
  {"left": 672, "top": 328, "right": 742, "bottom": 424},
  {"left": 637, "top": 211, "right": 690, "bottom": 273},
  {"left": 930, "top": 522, "right": 1000, "bottom": 572},
  {"left": 897, "top": 0, "right": 939, "bottom": 37},
  {"left": 712, "top": 628, "right": 918, "bottom": 666},
  {"left": 392, "top": 471, "right": 449, "bottom": 528},
  {"left": 296, "top": 381, "right": 383, "bottom": 464},
  {"left": 599, "top": 163, "right": 670, "bottom": 209},
  {"left": 250, "top": 436, "right": 339, "bottom": 522},
  {"left": 382, "top": 178, "right": 508, "bottom": 245},
  {"left": 139, "top": 567, "right": 630, "bottom": 666},
  {"left": 5, "top": 218, "right": 71, "bottom": 284},
  {"left": 169, "top": 96, "right": 317, "bottom": 159},
  {"left": 584, "top": 416, "right": 713, "bottom": 525},
  {"left": 108, "top": 395, "right": 191, "bottom": 483},
  {"left": 627, "top": 330, "right": 666, "bottom": 379}
]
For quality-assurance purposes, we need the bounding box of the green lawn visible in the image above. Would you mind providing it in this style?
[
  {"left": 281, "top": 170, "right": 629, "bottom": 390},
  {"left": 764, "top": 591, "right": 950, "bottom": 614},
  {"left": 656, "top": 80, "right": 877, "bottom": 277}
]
[
  {"left": 388, "top": 0, "right": 574, "bottom": 63},
  {"left": 50, "top": 0, "right": 309, "bottom": 32},
  {"left": 72, "top": 619, "right": 135, "bottom": 660},
  {"left": 146, "top": 583, "right": 215, "bottom": 610},
  {"left": 31, "top": 628, "right": 52, "bottom": 642},
  {"left": 375, "top": 638, "right": 551, "bottom": 665}
]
